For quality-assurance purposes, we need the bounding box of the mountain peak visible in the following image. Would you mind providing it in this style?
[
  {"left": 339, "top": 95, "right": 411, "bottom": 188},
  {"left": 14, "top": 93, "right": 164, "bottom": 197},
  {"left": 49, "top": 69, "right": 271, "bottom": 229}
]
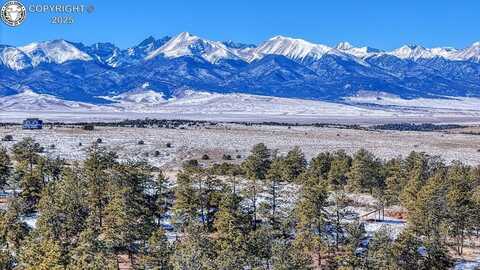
[
  {"left": 336, "top": 41, "right": 353, "bottom": 50},
  {"left": 176, "top": 32, "right": 196, "bottom": 40},
  {"left": 145, "top": 32, "right": 240, "bottom": 63},
  {"left": 18, "top": 40, "right": 92, "bottom": 66},
  {"left": 253, "top": 35, "right": 331, "bottom": 62},
  {"left": 138, "top": 36, "right": 156, "bottom": 47}
]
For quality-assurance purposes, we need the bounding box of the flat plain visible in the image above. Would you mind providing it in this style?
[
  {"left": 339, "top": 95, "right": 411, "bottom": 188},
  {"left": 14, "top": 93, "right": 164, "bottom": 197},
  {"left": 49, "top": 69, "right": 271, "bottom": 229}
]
[{"left": 1, "top": 124, "right": 479, "bottom": 168}]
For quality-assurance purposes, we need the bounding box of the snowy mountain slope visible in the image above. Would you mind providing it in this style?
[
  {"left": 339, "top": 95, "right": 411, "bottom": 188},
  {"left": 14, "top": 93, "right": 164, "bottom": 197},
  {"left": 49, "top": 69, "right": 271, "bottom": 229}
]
[
  {"left": 336, "top": 42, "right": 382, "bottom": 58},
  {"left": 0, "top": 46, "right": 32, "bottom": 70},
  {"left": 126, "top": 36, "right": 171, "bottom": 59},
  {"left": 158, "top": 91, "right": 394, "bottom": 116},
  {"left": 250, "top": 35, "right": 333, "bottom": 62},
  {"left": 452, "top": 41, "right": 480, "bottom": 62},
  {"left": 2, "top": 86, "right": 480, "bottom": 121},
  {"left": 346, "top": 92, "right": 480, "bottom": 114},
  {"left": 146, "top": 32, "right": 242, "bottom": 63},
  {"left": 389, "top": 45, "right": 458, "bottom": 60},
  {"left": 18, "top": 40, "right": 92, "bottom": 66},
  {"left": 0, "top": 89, "right": 107, "bottom": 112}
]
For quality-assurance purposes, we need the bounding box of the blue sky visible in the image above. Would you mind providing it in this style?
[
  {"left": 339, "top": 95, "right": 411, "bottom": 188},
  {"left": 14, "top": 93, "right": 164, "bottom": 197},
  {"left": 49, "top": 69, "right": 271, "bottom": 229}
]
[{"left": 1, "top": 0, "right": 479, "bottom": 50}]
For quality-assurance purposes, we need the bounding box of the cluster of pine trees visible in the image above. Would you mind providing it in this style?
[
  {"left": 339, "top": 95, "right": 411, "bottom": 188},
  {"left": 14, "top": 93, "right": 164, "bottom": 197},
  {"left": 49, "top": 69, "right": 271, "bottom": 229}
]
[{"left": 0, "top": 138, "right": 479, "bottom": 269}]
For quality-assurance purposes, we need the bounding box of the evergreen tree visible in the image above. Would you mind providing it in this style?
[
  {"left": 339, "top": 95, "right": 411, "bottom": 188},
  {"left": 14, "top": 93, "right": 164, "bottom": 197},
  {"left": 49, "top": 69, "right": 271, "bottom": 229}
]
[
  {"left": 18, "top": 234, "right": 64, "bottom": 270},
  {"left": 69, "top": 227, "right": 118, "bottom": 270},
  {"left": 391, "top": 229, "right": 451, "bottom": 270},
  {"left": 271, "top": 238, "right": 312, "bottom": 270},
  {"left": 366, "top": 228, "right": 395, "bottom": 270},
  {"left": 11, "top": 137, "right": 42, "bottom": 172},
  {"left": 408, "top": 170, "right": 448, "bottom": 242},
  {"left": 171, "top": 222, "right": 216, "bottom": 270},
  {"left": 214, "top": 192, "right": 249, "bottom": 269},
  {"left": 0, "top": 199, "right": 30, "bottom": 253},
  {"left": 35, "top": 168, "right": 88, "bottom": 265},
  {"left": 83, "top": 144, "right": 117, "bottom": 230},
  {"left": 140, "top": 228, "right": 172, "bottom": 270},
  {"left": 400, "top": 152, "right": 432, "bottom": 212},
  {"left": 347, "top": 149, "right": 382, "bottom": 193},
  {"left": 391, "top": 230, "right": 425, "bottom": 270},
  {"left": 246, "top": 226, "right": 274, "bottom": 269},
  {"left": 446, "top": 161, "right": 475, "bottom": 255},
  {"left": 0, "top": 249, "right": 15, "bottom": 270},
  {"left": 384, "top": 157, "right": 407, "bottom": 205},
  {"left": 0, "top": 147, "right": 12, "bottom": 191},
  {"left": 339, "top": 221, "right": 365, "bottom": 269},
  {"left": 293, "top": 175, "right": 329, "bottom": 268},
  {"left": 264, "top": 155, "right": 287, "bottom": 229},
  {"left": 330, "top": 191, "right": 350, "bottom": 250},
  {"left": 282, "top": 146, "right": 307, "bottom": 182},
  {"left": 327, "top": 150, "right": 351, "bottom": 189},
  {"left": 153, "top": 171, "right": 173, "bottom": 226},
  {"left": 308, "top": 152, "right": 332, "bottom": 181},
  {"left": 172, "top": 171, "right": 199, "bottom": 230},
  {"left": 242, "top": 143, "right": 271, "bottom": 229}
]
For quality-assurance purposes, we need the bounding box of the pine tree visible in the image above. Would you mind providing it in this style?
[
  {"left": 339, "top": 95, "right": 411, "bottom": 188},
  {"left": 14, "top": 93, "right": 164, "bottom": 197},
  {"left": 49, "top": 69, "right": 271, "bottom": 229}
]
[
  {"left": 327, "top": 150, "right": 351, "bottom": 189},
  {"left": 264, "top": 155, "right": 287, "bottom": 229},
  {"left": 197, "top": 170, "right": 223, "bottom": 231},
  {"left": 171, "top": 222, "right": 216, "bottom": 270},
  {"left": 366, "top": 228, "right": 395, "bottom": 270},
  {"left": 391, "top": 229, "right": 451, "bottom": 270},
  {"left": 400, "top": 152, "right": 432, "bottom": 212},
  {"left": 422, "top": 239, "right": 452, "bottom": 270},
  {"left": 34, "top": 167, "right": 88, "bottom": 265},
  {"left": 83, "top": 145, "right": 117, "bottom": 230},
  {"left": 282, "top": 146, "right": 307, "bottom": 182},
  {"left": 347, "top": 149, "right": 382, "bottom": 193},
  {"left": 446, "top": 161, "right": 475, "bottom": 255},
  {"left": 330, "top": 190, "right": 350, "bottom": 250},
  {"left": 10, "top": 139, "right": 47, "bottom": 213},
  {"left": 339, "top": 221, "right": 365, "bottom": 269},
  {"left": 0, "top": 249, "right": 15, "bottom": 270},
  {"left": 0, "top": 147, "right": 12, "bottom": 191},
  {"left": 271, "top": 238, "right": 312, "bottom": 270},
  {"left": 172, "top": 171, "right": 199, "bottom": 230},
  {"left": 391, "top": 230, "right": 424, "bottom": 270},
  {"left": 69, "top": 227, "right": 118, "bottom": 270},
  {"left": 153, "top": 171, "right": 173, "bottom": 226},
  {"left": 18, "top": 172, "right": 43, "bottom": 213},
  {"left": 11, "top": 137, "right": 42, "bottom": 172},
  {"left": 140, "top": 228, "right": 172, "bottom": 270},
  {"left": 245, "top": 226, "right": 273, "bottom": 269},
  {"left": 0, "top": 199, "right": 30, "bottom": 252},
  {"left": 384, "top": 157, "right": 407, "bottom": 205},
  {"left": 213, "top": 192, "right": 249, "bottom": 269},
  {"left": 102, "top": 187, "right": 135, "bottom": 252},
  {"left": 0, "top": 200, "right": 29, "bottom": 268},
  {"left": 18, "top": 234, "right": 64, "bottom": 270},
  {"left": 242, "top": 143, "right": 271, "bottom": 229},
  {"left": 293, "top": 175, "right": 329, "bottom": 268},
  {"left": 308, "top": 152, "right": 332, "bottom": 181},
  {"left": 407, "top": 171, "right": 448, "bottom": 242}
]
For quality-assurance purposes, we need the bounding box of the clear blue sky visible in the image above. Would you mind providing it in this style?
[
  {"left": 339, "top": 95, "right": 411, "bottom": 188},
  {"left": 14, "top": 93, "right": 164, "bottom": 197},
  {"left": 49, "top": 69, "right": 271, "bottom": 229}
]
[{"left": 1, "top": 0, "right": 479, "bottom": 50}]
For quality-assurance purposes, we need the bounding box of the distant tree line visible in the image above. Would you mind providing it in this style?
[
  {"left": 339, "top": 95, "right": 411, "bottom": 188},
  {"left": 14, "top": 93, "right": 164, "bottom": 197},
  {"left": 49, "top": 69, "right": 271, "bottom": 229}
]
[
  {"left": 0, "top": 138, "right": 479, "bottom": 269},
  {"left": 372, "top": 123, "right": 464, "bottom": 132}
]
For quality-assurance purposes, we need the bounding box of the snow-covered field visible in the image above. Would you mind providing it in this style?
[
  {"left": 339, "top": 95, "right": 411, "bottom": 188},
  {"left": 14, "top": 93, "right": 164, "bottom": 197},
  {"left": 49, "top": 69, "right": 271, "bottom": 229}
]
[
  {"left": 1, "top": 124, "right": 479, "bottom": 168},
  {"left": 1, "top": 90, "right": 480, "bottom": 124}
]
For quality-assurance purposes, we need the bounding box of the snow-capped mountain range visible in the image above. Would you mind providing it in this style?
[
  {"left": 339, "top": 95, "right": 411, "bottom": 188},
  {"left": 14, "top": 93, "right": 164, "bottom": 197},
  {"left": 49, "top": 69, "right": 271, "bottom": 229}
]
[{"left": 2, "top": 32, "right": 480, "bottom": 105}]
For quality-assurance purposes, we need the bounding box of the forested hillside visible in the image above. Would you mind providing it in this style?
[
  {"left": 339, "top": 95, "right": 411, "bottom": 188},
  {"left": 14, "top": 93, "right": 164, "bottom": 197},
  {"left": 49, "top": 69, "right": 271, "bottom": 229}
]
[{"left": 0, "top": 139, "right": 479, "bottom": 269}]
